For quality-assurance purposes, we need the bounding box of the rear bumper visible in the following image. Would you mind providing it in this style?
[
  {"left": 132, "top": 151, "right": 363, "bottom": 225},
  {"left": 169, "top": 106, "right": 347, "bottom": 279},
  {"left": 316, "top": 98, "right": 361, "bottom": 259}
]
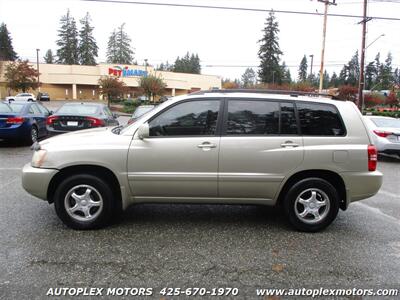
[
  {"left": 374, "top": 136, "right": 400, "bottom": 153},
  {"left": 22, "top": 163, "right": 58, "bottom": 201},
  {"left": 340, "top": 170, "right": 383, "bottom": 208},
  {"left": 0, "top": 125, "right": 29, "bottom": 140}
]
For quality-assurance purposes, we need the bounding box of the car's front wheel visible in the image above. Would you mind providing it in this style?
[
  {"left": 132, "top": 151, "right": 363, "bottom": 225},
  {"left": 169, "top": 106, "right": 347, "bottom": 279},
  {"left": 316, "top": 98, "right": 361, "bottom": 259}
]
[
  {"left": 283, "top": 178, "right": 339, "bottom": 232},
  {"left": 54, "top": 174, "right": 115, "bottom": 229}
]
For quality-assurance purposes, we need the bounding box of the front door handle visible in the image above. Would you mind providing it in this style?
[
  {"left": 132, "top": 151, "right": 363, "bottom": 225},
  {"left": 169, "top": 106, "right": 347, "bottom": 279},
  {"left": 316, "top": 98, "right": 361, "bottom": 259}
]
[
  {"left": 197, "top": 142, "right": 217, "bottom": 149},
  {"left": 281, "top": 141, "right": 299, "bottom": 148}
]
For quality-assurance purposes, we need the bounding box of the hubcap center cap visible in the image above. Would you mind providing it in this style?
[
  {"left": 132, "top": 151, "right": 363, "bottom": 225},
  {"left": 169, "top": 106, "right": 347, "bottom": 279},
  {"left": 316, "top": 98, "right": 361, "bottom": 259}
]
[{"left": 81, "top": 200, "right": 87, "bottom": 206}]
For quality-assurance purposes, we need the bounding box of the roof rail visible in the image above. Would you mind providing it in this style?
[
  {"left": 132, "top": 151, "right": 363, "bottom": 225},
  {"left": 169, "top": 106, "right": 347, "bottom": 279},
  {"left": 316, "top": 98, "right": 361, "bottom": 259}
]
[{"left": 190, "top": 89, "right": 332, "bottom": 98}]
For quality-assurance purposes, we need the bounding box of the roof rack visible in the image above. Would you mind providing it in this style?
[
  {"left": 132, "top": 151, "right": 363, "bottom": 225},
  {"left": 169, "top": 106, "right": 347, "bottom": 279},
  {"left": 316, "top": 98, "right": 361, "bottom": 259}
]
[{"left": 189, "top": 89, "right": 332, "bottom": 98}]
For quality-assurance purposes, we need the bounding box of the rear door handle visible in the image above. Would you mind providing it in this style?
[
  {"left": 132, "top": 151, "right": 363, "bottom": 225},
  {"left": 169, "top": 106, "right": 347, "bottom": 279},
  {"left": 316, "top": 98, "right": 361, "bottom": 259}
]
[
  {"left": 281, "top": 141, "right": 299, "bottom": 148},
  {"left": 197, "top": 142, "right": 217, "bottom": 149}
]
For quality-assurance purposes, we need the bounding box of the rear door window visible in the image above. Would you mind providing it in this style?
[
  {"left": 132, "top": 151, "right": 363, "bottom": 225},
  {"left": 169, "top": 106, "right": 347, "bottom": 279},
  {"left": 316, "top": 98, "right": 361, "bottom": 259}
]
[
  {"left": 225, "top": 100, "right": 297, "bottom": 135},
  {"left": 297, "top": 102, "right": 346, "bottom": 136}
]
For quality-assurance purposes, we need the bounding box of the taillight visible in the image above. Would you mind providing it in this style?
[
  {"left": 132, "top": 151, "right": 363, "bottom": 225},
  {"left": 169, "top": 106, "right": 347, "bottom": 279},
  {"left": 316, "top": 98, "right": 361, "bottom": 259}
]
[
  {"left": 46, "top": 115, "right": 59, "bottom": 126},
  {"left": 86, "top": 117, "right": 104, "bottom": 127},
  {"left": 368, "top": 145, "right": 377, "bottom": 171},
  {"left": 127, "top": 119, "right": 134, "bottom": 125},
  {"left": 373, "top": 130, "right": 392, "bottom": 138},
  {"left": 6, "top": 117, "right": 25, "bottom": 124}
]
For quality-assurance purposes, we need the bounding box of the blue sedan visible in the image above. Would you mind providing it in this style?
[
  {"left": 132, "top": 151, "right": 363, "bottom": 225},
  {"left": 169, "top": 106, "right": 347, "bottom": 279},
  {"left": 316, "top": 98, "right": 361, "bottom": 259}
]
[{"left": 0, "top": 101, "right": 50, "bottom": 144}]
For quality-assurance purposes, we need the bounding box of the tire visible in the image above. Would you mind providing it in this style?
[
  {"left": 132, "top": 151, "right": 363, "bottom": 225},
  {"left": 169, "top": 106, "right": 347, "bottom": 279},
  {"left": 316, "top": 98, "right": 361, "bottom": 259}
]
[
  {"left": 283, "top": 178, "right": 340, "bottom": 232},
  {"left": 54, "top": 174, "right": 115, "bottom": 230},
  {"left": 27, "top": 126, "right": 38, "bottom": 145}
]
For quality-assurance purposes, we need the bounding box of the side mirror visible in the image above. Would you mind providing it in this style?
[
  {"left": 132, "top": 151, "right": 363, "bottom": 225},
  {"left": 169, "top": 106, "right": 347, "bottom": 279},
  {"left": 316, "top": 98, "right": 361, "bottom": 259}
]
[
  {"left": 48, "top": 110, "right": 53, "bottom": 116},
  {"left": 137, "top": 123, "right": 149, "bottom": 140},
  {"left": 113, "top": 112, "right": 119, "bottom": 119}
]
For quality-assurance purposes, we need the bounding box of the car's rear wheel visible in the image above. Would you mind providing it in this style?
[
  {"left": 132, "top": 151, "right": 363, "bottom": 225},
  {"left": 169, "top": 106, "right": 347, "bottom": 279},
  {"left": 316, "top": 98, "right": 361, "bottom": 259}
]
[
  {"left": 54, "top": 174, "right": 115, "bottom": 229},
  {"left": 283, "top": 178, "right": 339, "bottom": 232}
]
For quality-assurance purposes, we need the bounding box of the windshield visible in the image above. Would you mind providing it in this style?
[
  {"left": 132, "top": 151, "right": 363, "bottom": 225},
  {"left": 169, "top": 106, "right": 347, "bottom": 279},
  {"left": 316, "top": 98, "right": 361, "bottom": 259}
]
[
  {"left": 9, "top": 103, "right": 25, "bottom": 113},
  {"left": 57, "top": 105, "right": 99, "bottom": 115},
  {"left": 371, "top": 118, "right": 400, "bottom": 129},
  {"left": 0, "top": 103, "right": 12, "bottom": 113},
  {"left": 132, "top": 106, "right": 154, "bottom": 118}
]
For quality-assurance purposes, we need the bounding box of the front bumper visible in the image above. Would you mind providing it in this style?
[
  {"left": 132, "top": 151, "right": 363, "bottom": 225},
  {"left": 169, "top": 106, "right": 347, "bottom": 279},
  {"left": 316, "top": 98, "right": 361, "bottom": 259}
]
[
  {"left": 340, "top": 170, "right": 383, "bottom": 208},
  {"left": 22, "top": 163, "right": 58, "bottom": 200}
]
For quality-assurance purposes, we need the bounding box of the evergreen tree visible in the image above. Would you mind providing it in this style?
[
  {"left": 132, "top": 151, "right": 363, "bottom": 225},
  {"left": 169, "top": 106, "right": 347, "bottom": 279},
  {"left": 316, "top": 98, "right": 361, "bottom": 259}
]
[
  {"left": 43, "top": 49, "right": 54, "bottom": 64},
  {"left": 56, "top": 10, "right": 79, "bottom": 64},
  {"left": 157, "top": 61, "right": 174, "bottom": 71},
  {"left": 0, "top": 23, "right": 17, "bottom": 61},
  {"left": 258, "top": 11, "right": 283, "bottom": 84},
  {"left": 106, "top": 23, "right": 134, "bottom": 64},
  {"left": 323, "top": 70, "right": 330, "bottom": 89},
  {"left": 281, "top": 62, "right": 291, "bottom": 84},
  {"left": 241, "top": 68, "right": 256, "bottom": 88},
  {"left": 298, "top": 55, "right": 308, "bottom": 82},
  {"left": 78, "top": 12, "right": 98, "bottom": 65},
  {"left": 173, "top": 52, "right": 201, "bottom": 74},
  {"left": 380, "top": 52, "right": 394, "bottom": 90},
  {"left": 337, "top": 51, "right": 360, "bottom": 86},
  {"left": 347, "top": 51, "right": 360, "bottom": 86},
  {"left": 329, "top": 72, "right": 339, "bottom": 87},
  {"left": 365, "top": 61, "right": 376, "bottom": 90},
  {"left": 394, "top": 68, "right": 400, "bottom": 87}
]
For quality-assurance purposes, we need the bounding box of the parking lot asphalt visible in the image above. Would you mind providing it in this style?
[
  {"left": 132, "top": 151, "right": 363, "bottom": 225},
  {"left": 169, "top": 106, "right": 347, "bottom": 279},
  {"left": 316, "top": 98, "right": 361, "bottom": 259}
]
[{"left": 0, "top": 104, "right": 400, "bottom": 299}]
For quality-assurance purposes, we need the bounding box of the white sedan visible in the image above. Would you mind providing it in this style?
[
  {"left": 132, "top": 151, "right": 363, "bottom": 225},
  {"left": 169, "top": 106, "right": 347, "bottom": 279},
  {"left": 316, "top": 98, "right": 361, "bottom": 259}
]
[
  {"left": 5, "top": 93, "right": 36, "bottom": 102},
  {"left": 363, "top": 115, "right": 400, "bottom": 157}
]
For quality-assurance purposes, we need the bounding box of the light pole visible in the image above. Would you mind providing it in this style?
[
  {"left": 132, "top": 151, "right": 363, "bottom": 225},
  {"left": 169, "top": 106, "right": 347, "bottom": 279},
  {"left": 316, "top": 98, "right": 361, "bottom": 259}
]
[
  {"left": 309, "top": 54, "right": 314, "bottom": 77},
  {"left": 272, "top": 70, "right": 276, "bottom": 85},
  {"left": 36, "top": 48, "right": 40, "bottom": 91}
]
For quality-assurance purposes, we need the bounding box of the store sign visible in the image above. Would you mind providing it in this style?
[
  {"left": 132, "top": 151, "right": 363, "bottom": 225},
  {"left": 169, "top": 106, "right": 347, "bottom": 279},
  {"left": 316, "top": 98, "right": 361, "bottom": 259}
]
[{"left": 108, "top": 66, "right": 147, "bottom": 77}]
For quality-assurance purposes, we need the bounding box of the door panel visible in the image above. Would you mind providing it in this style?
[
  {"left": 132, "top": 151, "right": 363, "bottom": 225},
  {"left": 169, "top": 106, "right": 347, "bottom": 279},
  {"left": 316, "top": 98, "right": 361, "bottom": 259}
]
[
  {"left": 218, "top": 99, "right": 303, "bottom": 200},
  {"left": 127, "top": 99, "right": 222, "bottom": 198},
  {"left": 219, "top": 136, "right": 303, "bottom": 199},
  {"left": 128, "top": 137, "right": 220, "bottom": 197}
]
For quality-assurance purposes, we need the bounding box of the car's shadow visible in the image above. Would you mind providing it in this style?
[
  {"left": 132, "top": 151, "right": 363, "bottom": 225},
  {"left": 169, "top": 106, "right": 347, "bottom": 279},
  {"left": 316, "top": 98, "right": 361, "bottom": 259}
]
[
  {"left": 0, "top": 139, "right": 28, "bottom": 148},
  {"left": 118, "top": 203, "right": 291, "bottom": 230}
]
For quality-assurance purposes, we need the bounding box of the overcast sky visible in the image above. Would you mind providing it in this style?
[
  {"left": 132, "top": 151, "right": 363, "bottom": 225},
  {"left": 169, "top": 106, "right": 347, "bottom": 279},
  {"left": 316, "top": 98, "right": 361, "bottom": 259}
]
[{"left": 0, "top": 0, "right": 399, "bottom": 80}]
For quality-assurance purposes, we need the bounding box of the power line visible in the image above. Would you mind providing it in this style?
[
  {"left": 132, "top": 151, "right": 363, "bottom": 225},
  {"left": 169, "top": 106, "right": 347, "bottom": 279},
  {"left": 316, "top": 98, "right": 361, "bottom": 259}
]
[{"left": 81, "top": 0, "right": 400, "bottom": 21}]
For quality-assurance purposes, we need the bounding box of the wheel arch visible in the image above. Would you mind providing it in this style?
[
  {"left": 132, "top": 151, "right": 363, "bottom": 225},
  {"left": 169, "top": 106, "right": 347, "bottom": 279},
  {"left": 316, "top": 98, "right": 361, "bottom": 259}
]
[
  {"left": 47, "top": 165, "right": 122, "bottom": 211},
  {"left": 276, "top": 169, "right": 347, "bottom": 210}
]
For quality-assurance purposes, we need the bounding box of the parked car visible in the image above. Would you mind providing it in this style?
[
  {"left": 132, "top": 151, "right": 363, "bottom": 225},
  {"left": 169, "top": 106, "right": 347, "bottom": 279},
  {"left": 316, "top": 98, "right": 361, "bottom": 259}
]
[
  {"left": 127, "top": 105, "right": 155, "bottom": 125},
  {"left": 363, "top": 116, "right": 400, "bottom": 157},
  {"left": 0, "top": 101, "right": 51, "bottom": 144},
  {"left": 37, "top": 92, "right": 50, "bottom": 101},
  {"left": 5, "top": 93, "right": 36, "bottom": 102},
  {"left": 46, "top": 102, "right": 119, "bottom": 135},
  {"left": 22, "top": 90, "right": 382, "bottom": 231}
]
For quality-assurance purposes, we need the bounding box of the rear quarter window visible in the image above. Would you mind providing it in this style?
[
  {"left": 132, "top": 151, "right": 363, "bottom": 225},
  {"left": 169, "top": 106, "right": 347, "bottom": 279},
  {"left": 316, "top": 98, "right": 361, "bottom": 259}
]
[{"left": 297, "top": 102, "right": 346, "bottom": 136}]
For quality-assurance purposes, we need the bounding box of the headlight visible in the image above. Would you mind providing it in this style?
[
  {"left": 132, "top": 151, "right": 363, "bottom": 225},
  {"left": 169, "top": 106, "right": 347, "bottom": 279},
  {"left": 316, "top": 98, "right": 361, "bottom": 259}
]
[{"left": 31, "top": 149, "right": 47, "bottom": 168}]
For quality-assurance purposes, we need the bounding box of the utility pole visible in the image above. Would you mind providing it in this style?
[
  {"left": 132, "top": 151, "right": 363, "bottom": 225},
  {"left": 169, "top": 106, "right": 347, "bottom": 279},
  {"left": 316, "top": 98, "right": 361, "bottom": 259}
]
[
  {"left": 309, "top": 54, "right": 314, "bottom": 77},
  {"left": 317, "top": 0, "right": 336, "bottom": 93},
  {"left": 357, "top": 0, "right": 371, "bottom": 109},
  {"left": 36, "top": 49, "right": 40, "bottom": 91}
]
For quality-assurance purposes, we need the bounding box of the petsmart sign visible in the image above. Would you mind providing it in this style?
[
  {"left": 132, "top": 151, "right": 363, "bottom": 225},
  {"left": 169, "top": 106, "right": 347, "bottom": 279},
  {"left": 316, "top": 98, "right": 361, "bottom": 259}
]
[{"left": 108, "top": 66, "right": 148, "bottom": 77}]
